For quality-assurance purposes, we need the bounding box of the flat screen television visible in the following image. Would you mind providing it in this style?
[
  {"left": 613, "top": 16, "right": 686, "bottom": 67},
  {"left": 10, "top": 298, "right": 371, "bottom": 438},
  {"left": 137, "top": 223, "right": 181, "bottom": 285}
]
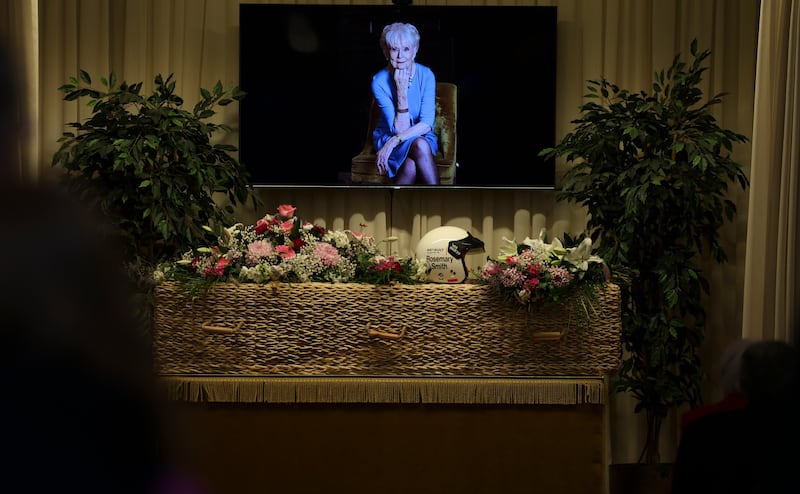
[{"left": 239, "top": 3, "right": 557, "bottom": 189}]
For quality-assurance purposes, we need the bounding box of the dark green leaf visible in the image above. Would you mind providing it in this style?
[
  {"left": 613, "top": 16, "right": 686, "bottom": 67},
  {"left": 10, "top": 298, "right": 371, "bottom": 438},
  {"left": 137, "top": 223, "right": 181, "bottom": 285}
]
[
  {"left": 543, "top": 38, "right": 749, "bottom": 462},
  {"left": 51, "top": 70, "right": 256, "bottom": 266}
]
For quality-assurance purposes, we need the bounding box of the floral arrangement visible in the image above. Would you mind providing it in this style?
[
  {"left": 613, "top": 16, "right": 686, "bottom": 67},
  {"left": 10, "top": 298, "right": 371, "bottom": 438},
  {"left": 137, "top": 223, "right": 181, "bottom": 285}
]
[
  {"left": 155, "top": 204, "right": 425, "bottom": 290},
  {"left": 477, "top": 229, "right": 608, "bottom": 309}
]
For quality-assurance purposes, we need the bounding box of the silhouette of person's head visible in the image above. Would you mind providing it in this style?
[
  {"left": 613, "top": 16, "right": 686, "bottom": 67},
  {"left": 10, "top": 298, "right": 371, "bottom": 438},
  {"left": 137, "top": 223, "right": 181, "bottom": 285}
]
[
  {"left": 740, "top": 340, "right": 799, "bottom": 408},
  {"left": 0, "top": 37, "right": 199, "bottom": 494}
]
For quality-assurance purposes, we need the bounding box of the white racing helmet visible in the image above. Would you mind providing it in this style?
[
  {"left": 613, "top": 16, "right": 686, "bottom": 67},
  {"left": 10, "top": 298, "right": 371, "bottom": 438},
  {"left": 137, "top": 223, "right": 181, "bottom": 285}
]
[{"left": 416, "top": 226, "right": 485, "bottom": 283}]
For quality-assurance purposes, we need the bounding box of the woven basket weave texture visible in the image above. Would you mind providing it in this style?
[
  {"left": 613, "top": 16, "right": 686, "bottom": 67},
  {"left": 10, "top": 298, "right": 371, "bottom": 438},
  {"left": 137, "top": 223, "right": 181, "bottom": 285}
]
[{"left": 153, "top": 282, "right": 621, "bottom": 376}]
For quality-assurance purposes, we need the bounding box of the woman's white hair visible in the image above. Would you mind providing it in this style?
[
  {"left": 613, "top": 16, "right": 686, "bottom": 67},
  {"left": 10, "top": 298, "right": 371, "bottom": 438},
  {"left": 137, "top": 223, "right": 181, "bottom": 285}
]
[{"left": 380, "top": 22, "right": 420, "bottom": 55}]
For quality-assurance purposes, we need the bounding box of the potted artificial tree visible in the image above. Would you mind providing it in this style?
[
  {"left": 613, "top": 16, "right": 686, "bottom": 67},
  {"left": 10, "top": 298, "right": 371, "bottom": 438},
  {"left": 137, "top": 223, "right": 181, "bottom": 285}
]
[
  {"left": 52, "top": 71, "right": 258, "bottom": 323},
  {"left": 540, "top": 40, "right": 749, "bottom": 491}
]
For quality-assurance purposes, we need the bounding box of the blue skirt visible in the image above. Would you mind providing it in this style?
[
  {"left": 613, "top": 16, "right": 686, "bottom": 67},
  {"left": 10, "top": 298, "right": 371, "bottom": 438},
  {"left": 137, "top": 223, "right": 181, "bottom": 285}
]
[{"left": 382, "top": 132, "right": 438, "bottom": 179}]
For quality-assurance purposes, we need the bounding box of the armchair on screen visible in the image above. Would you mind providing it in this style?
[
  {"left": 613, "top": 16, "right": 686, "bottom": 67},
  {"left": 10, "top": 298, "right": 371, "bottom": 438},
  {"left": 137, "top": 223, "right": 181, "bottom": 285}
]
[{"left": 351, "top": 82, "right": 457, "bottom": 185}]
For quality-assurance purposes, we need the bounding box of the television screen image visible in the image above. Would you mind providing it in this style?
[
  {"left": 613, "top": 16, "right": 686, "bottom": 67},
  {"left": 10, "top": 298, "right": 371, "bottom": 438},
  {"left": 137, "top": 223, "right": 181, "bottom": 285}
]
[{"left": 239, "top": 4, "right": 557, "bottom": 189}]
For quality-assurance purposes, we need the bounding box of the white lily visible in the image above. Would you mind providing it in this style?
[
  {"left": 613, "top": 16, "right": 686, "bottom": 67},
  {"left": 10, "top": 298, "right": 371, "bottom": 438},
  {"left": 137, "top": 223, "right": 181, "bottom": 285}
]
[
  {"left": 562, "top": 237, "right": 603, "bottom": 271},
  {"left": 519, "top": 228, "right": 559, "bottom": 263},
  {"left": 497, "top": 236, "right": 519, "bottom": 260},
  {"left": 550, "top": 237, "right": 566, "bottom": 256},
  {"left": 220, "top": 223, "right": 242, "bottom": 247}
]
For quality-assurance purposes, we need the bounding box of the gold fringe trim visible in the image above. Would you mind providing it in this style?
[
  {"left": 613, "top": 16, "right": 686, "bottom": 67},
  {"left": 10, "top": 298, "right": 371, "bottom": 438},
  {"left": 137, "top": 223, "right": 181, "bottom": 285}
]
[{"left": 160, "top": 376, "right": 608, "bottom": 405}]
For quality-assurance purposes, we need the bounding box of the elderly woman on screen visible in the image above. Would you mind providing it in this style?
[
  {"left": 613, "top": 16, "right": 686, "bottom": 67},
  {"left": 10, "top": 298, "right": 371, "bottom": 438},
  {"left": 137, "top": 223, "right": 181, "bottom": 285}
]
[{"left": 372, "top": 22, "right": 440, "bottom": 185}]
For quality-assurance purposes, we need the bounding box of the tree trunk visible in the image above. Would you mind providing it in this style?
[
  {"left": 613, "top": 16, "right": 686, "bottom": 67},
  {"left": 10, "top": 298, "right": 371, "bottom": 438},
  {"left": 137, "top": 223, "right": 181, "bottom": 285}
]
[{"left": 641, "top": 410, "right": 662, "bottom": 464}]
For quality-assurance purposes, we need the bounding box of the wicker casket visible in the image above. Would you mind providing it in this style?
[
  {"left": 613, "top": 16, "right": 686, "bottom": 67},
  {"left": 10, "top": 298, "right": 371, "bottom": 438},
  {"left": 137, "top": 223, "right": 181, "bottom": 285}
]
[{"left": 153, "top": 281, "right": 621, "bottom": 377}]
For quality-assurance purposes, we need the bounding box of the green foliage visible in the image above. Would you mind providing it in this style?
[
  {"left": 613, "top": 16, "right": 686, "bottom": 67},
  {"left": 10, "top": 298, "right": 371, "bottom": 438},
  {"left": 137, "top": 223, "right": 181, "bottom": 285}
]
[
  {"left": 539, "top": 40, "right": 749, "bottom": 464},
  {"left": 52, "top": 71, "right": 258, "bottom": 270}
]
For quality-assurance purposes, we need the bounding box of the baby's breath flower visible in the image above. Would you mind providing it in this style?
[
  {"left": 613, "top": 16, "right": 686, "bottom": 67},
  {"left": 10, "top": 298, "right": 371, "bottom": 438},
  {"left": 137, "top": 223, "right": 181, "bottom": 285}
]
[
  {"left": 157, "top": 204, "right": 424, "bottom": 287},
  {"left": 323, "top": 230, "right": 350, "bottom": 249}
]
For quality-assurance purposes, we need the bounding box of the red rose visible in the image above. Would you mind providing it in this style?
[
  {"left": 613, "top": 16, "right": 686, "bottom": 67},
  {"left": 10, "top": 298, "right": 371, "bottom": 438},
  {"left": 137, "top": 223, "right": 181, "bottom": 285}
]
[
  {"left": 255, "top": 218, "right": 269, "bottom": 235},
  {"left": 524, "top": 278, "right": 540, "bottom": 292},
  {"left": 526, "top": 263, "right": 542, "bottom": 277}
]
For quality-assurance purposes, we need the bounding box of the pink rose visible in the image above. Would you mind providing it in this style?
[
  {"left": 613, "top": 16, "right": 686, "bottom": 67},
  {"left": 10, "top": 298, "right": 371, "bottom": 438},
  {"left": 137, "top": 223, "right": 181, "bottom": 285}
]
[
  {"left": 276, "top": 245, "right": 295, "bottom": 259},
  {"left": 277, "top": 204, "right": 296, "bottom": 218},
  {"left": 206, "top": 257, "right": 231, "bottom": 277},
  {"left": 280, "top": 220, "right": 295, "bottom": 235},
  {"left": 372, "top": 257, "right": 402, "bottom": 273},
  {"left": 349, "top": 230, "right": 374, "bottom": 242},
  {"left": 480, "top": 261, "right": 501, "bottom": 278}
]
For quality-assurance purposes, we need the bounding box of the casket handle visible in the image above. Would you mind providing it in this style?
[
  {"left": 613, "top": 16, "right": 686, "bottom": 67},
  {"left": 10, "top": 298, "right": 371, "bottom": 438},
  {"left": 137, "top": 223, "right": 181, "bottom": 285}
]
[
  {"left": 530, "top": 331, "right": 563, "bottom": 342},
  {"left": 366, "top": 323, "right": 407, "bottom": 340},
  {"left": 601, "top": 262, "right": 611, "bottom": 282},
  {"left": 201, "top": 320, "right": 244, "bottom": 334}
]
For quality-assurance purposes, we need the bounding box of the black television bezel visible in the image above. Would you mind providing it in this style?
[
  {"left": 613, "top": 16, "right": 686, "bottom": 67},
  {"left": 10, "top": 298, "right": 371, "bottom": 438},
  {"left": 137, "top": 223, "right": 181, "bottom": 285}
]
[{"left": 238, "top": 3, "right": 557, "bottom": 190}]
